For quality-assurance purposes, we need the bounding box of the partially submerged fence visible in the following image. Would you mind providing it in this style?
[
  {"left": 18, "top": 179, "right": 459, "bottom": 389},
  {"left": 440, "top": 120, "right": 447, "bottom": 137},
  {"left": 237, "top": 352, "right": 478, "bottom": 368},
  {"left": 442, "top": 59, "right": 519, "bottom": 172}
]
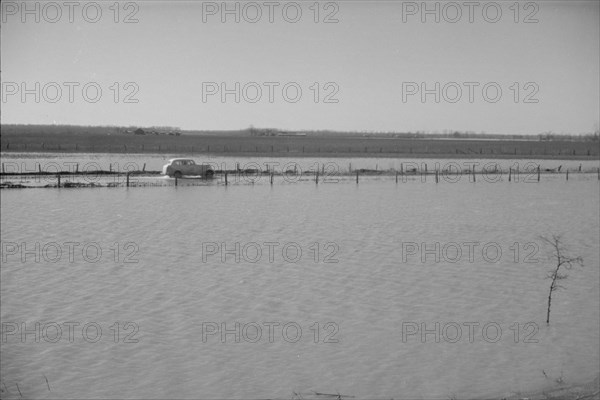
[{"left": 1, "top": 164, "right": 599, "bottom": 189}]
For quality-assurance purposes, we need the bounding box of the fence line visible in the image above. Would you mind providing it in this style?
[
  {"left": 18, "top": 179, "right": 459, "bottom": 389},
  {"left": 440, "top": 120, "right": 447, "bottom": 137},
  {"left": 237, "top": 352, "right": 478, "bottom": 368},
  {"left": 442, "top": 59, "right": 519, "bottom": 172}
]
[{"left": 1, "top": 166, "right": 599, "bottom": 189}]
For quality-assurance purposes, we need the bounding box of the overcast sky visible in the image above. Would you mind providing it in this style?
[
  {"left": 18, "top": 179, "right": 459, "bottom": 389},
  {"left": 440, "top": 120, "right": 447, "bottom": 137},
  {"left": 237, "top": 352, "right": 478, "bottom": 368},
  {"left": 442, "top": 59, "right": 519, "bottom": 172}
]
[{"left": 1, "top": 1, "right": 599, "bottom": 135}]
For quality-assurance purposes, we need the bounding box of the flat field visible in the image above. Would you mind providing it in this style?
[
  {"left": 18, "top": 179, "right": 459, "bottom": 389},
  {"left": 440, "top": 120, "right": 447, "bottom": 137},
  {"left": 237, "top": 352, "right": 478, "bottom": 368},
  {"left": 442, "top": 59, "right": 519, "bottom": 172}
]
[{"left": 1, "top": 125, "right": 598, "bottom": 159}]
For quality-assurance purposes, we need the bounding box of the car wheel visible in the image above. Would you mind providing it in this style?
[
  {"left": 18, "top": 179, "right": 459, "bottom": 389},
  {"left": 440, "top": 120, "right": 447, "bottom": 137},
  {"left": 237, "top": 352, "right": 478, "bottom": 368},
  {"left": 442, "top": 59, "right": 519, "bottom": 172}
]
[
  {"left": 174, "top": 171, "right": 183, "bottom": 179},
  {"left": 205, "top": 170, "right": 214, "bottom": 179}
]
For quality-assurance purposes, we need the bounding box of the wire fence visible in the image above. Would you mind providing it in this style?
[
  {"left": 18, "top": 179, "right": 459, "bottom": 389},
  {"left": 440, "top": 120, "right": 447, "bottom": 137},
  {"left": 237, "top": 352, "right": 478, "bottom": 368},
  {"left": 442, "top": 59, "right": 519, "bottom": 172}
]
[{"left": 1, "top": 166, "right": 599, "bottom": 189}]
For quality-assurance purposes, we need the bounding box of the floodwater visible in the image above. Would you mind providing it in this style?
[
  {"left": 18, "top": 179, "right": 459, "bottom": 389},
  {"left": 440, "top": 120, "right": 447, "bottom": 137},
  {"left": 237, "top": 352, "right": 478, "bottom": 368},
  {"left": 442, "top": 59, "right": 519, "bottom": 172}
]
[{"left": 1, "top": 156, "right": 599, "bottom": 399}]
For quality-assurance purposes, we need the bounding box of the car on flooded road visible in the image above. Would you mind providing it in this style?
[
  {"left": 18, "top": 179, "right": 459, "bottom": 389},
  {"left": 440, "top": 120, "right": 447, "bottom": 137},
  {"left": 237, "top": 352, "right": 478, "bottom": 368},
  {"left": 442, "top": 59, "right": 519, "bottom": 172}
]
[{"left": 162, "top": 158, "right": 214, "bottom": 178}]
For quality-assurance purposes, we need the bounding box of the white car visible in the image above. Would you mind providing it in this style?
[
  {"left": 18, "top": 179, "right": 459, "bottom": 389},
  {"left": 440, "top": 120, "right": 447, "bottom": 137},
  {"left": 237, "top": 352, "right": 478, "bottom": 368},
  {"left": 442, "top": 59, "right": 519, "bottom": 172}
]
[{"left": 162, "top": 158, "right": 214, "bottom": 178}]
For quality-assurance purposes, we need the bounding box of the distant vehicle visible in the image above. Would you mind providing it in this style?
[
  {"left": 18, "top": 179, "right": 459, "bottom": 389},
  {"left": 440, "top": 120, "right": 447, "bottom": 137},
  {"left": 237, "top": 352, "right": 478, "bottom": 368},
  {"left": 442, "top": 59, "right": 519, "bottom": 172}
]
[{"left": 162, "top": 158, "right": 214, "bottom": 178}]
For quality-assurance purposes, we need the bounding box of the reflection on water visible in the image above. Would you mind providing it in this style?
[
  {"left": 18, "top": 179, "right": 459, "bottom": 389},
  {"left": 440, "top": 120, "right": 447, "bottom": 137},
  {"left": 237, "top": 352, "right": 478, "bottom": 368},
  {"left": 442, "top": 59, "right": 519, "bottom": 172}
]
[{"left": 1, "top": 166, "right": 599, "bottom": 399}]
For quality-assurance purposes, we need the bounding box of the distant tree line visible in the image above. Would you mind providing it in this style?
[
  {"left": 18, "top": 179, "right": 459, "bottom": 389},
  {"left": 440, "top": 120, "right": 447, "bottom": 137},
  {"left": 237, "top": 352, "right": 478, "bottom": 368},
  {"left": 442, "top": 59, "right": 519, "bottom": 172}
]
[
  {"left": 245, "top": 126, "right": 600, "bottom": 141},
  {"left": 1, "top": 124, "right": 598, "bottom": 142}
]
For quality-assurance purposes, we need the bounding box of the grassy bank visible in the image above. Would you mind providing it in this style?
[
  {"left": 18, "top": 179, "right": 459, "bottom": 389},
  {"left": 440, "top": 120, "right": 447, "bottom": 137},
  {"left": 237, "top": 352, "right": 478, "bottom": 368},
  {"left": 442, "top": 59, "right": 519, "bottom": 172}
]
[{"left": 1, "top": 125, "right": 598, "bottom": 159}]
